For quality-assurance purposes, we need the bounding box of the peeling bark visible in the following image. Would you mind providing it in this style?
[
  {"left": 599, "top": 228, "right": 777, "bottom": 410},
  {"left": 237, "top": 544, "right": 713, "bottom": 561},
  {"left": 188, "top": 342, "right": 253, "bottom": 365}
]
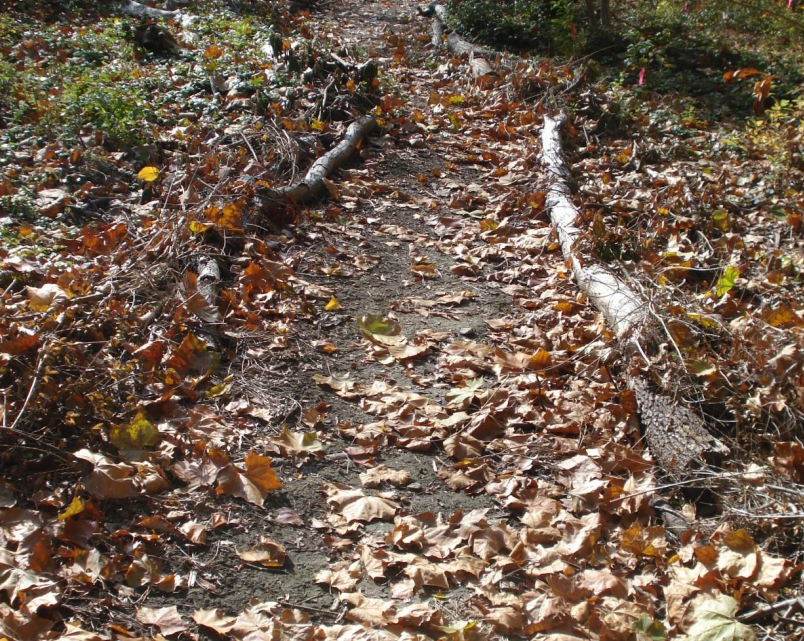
[
  {"left": 541, "top": 114, "right": 645, "bottom": 339},
  {"left": 256, "top": 114, "right": 377, "bottom": 214},
  {"left": 195, "top": 257, "right": 221, "bottom": 323},
  {"left": 541, "top": 113, "right": 728, "bottom": 471}
]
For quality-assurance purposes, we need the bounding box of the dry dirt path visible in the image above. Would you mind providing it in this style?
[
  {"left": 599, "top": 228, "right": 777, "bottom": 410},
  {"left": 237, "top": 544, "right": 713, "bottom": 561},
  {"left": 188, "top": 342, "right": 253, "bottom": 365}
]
[{"left": 135, "top": 0, "right": 655, "bottom": 638}]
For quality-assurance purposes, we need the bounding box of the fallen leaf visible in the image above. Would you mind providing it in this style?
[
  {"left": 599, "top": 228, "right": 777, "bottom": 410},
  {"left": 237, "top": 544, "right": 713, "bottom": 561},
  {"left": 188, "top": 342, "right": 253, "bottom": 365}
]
[
  {"left": 236, "top": 537, "right": 287, "bottom": 567},
  {"left": 136, "top": 605, "right": 188, "bottom": 636},
  {"left": 684, "top": 594, "right": 755, "bottom": 641}
]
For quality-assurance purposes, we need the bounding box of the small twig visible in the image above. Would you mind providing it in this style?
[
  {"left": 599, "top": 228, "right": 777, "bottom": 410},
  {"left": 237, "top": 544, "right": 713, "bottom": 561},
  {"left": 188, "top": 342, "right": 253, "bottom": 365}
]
[
  {"left": 278, "top": 601, "right": 340, "bottom": 619},
  {"left": 241, "top": 132, "right": 260, "bottom": 164},
  {"left": 612, "top": 468, "right": 767, "bottom": 502},
  {"left": 740, "top": 596, "right": 804, "bottom": 622}
]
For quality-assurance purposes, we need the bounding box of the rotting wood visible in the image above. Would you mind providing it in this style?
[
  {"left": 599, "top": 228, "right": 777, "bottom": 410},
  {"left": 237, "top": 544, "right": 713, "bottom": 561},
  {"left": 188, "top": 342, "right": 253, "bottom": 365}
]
[
  {"left": 541, "top": 113, "right": 729, "bottom": 470},
  {"left": 255, "top": 114, "right": 377, "bottom": 214}
]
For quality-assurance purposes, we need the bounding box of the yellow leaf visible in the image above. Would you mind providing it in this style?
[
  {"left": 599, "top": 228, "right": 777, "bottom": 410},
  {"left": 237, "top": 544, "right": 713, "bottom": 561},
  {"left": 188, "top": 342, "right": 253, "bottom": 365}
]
[
  {"left": 325, "top": 296, "right": 342, "bottom": 311},
  {"left": 110, "top": 413, "right": 161, "bottom": 451},
  {"left": 137, "top": 166, "right": 160, "bottom": 182},
  {"left": 189, "top": 221, "right": 212, "bottom": 235},
  {"left": 58, "top": 494, "right": 85, "bottom": 521},
  {"left": 311, "top": 119, "right": 327, "bottom": 132}
]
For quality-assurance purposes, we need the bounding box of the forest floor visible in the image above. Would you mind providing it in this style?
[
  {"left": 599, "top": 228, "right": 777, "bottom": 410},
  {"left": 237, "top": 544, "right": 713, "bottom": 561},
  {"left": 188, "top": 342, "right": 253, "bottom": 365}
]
[{"left": 1, "top": 0, "right": 804, "bottom": 640}]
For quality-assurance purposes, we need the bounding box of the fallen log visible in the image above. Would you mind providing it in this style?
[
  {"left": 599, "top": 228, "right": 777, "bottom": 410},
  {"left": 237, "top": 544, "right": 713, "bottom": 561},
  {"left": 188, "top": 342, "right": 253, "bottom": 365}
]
[
  {"left": 419, "top": 3, "right": 498, "bottom": 79},
  {"left": 541, "top": 113, "right": 729, "bottom": 470},
  {"left": 256, "top": 114, "right": 377, "bottom": 214}
]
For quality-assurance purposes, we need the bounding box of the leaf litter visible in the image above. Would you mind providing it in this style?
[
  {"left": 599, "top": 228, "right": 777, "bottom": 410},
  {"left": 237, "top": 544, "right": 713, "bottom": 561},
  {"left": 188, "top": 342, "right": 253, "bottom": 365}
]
[{"left": 0, "top": 0, "right": 803, "bottom": 639}]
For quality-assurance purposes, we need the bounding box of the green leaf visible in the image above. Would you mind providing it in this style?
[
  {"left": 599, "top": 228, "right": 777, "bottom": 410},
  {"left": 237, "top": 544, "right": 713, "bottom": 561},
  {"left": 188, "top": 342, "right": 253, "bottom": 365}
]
[
  {"left": 445, "top": 378, "right": 485, "bottom": 409},
  {"left": 633, "top": 613, "right": 667, "bottom": 641},
  {"left": 357, "top": 314, "right": 401, "bottom": 337},
  {"left": 715, "top": 265, "right": 740, "bottom": 297},
  {"left": 685, "top": 594, "right": 755, "bottom": 641}
]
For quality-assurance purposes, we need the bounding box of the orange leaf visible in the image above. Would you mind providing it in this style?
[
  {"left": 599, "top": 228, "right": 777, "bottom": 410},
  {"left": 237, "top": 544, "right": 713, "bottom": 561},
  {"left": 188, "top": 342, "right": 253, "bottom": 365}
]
[{"left": 243, "top": 451, "right": 283, "bottom": 493}]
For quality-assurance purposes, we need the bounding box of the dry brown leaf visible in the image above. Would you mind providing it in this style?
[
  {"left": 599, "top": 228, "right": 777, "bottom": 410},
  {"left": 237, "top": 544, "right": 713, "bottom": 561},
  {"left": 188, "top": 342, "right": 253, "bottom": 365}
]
[
  {"left": 136, "top": 605, "right": 188, "bottom": 637},
  {"left": 341, "top": 592, "right": 397, "bottom": 626},
  {"left": 314, "top": 560, "right": 363, "bottom": 591},
  {"left": 192, "top": 609, "right": 237, "bottom": 635},
  {"left": 236, "top": 537, "right": 287, "bottom": 567},
  {"left": 322, "top": 484, "right": 399, "bottom": 523},
  {"left": 359, "top": 465, "right": 411, "bottom": 488}
]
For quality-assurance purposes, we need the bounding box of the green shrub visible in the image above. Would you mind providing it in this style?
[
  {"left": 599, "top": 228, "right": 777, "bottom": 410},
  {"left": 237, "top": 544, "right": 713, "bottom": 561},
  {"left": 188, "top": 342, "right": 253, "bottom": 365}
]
[
  {"left": 446, "top": 0, "right": 587, "bottom": 54},
  {"left": 59, "top": 69, "right": 154, "bottom": 149}
]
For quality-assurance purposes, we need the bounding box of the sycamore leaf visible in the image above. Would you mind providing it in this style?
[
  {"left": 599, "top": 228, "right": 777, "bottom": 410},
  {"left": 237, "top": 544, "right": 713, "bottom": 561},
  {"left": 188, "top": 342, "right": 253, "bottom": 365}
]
[
  {"left": 27, "top": 284, "right": 69, "bottom": 312},
  {"left": 445, "top": 378, "right": 485, "bottom": 409},
  {"left": 137, "top": 166, "right": 160, "bottom": 182},
  {"left": 715, "top": 265, "right": 739, "bottom": 297},
  {"left": 236, "top": 537, "right": 287, "bottom": 567},
  {"left": 136, "top": 605, "right": 188, "bottom": 636},
  {"left": 270, "top": 425, "right": 323, "bottom": 455},
  {"left": 192, "top": 609, "right": 237, "bottom": 635},
  {"left": 684, "top": 594, "right": 755, "bottom": 641}
]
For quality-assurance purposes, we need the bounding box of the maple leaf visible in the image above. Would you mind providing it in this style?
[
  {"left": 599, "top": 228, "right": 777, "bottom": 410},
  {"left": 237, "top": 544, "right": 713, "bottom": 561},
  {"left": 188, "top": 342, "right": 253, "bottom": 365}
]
[{"left": 359, "top": 465, "right": 411, "bottom": 488}]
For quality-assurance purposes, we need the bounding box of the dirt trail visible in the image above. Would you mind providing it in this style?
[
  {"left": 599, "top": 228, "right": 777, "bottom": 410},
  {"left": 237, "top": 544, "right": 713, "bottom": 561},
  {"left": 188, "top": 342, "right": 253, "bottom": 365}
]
[{"left": 143, "top": 0, "right": 598, "bottom": 630}]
